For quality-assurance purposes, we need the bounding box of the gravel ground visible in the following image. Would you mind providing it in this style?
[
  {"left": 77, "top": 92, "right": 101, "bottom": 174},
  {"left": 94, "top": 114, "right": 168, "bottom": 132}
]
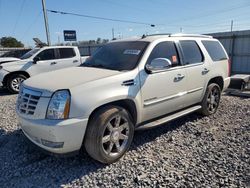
[{"left": 0, "top": 88, "right": 249, "bottom": 188}]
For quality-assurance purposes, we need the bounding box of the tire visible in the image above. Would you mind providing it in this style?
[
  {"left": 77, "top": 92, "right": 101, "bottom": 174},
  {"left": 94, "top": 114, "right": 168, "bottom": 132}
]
[
  {"left": 199, "top": 83, "right": 221, "bottom": 116},
  {"left": 84, "top": 106, "right": 134, "bottom": 164},
  {"left": 7, "top": 74, "right": 27, "bottom": 94}
]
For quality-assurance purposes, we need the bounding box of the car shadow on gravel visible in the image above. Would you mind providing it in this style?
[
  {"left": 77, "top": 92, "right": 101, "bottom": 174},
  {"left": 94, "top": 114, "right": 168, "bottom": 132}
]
[
  {"left": 0, "top": 87, "right": 14, "bottom": 96},
  {"left": 0, "top": 113, "right": 203, "bottom": 187},
  {"left": 131, "top": 113, "right": 203, "bottom": 149},
  {"left": 0, "top": 128, "right": 107, "bottom": 187},
  {"left": 223, "top": 92, "right": 250, "bottom": 99}
]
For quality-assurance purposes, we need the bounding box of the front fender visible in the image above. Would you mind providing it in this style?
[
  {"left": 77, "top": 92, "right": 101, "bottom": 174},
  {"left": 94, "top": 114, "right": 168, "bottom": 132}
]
[
  {"left": 2, "top": 61, "right": 32, "bottom": 73},
  {"left": 69, "top": 81, "right": 142, "bottom": 123}
]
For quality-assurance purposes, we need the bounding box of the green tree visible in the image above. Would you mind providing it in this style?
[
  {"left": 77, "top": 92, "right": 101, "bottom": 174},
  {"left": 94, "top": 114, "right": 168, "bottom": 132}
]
[
  {"left": 89, "top": 40, "right": 96, "bottom": 45},
  {"left": 96, "top": 37, "right": 101, "bottom": 44},
  {"left": 0, "top": 37, "right": 24, "bottom": 47},
  {"left": 102, "top": 39, "right": 109, "bottom": 43}
]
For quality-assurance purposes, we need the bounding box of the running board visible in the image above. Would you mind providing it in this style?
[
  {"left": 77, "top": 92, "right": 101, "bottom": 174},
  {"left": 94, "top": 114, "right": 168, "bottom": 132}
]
[{"left": 136, "top": 105, "right": 201, "bottom": 130}]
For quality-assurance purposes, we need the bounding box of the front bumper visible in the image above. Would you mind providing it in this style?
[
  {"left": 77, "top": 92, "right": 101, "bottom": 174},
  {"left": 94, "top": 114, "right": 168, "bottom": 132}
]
[
  {"left": 0, "top": 69, "right": 9, "bottom": 87},
  {"left": 18, "top": 116, "right": 88, "bottom": 154}
]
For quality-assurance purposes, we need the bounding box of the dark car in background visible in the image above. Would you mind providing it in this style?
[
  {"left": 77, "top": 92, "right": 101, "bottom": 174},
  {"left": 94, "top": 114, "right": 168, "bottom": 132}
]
[{"left": 0, "top": 49, "right": 31, "bottom": 64}]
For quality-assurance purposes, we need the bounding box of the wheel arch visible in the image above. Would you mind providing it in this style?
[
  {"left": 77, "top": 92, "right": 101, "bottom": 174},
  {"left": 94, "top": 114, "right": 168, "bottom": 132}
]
[
  {"left": 88, "top": 99, "right": 138, "bottom": 126},
  {"left": 3, "top": 71, "right": 30, "bottom": 86},
  {"left": 207, "top": 76, "right": 224, "bottom": 91}
]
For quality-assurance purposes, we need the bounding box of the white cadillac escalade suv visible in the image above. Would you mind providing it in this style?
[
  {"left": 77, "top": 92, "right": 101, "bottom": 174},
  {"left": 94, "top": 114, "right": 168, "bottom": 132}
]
[{"left": 16, "top": 34, "right": 231, "bottom": 164}]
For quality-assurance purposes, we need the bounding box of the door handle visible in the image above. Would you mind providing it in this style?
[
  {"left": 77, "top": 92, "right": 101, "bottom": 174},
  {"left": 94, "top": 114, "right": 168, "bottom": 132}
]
[
  {"left": 174, "top": 74, "right": 185, "bottom": 82},
  {"left": 73, "top": 60, "right": 78, "bottom": 63},
  {"left": 50, "top": 62, "right": 57, "bottom": 65},
  {"left": 202, "top": 68, "right": 210, "bottom": 75}
]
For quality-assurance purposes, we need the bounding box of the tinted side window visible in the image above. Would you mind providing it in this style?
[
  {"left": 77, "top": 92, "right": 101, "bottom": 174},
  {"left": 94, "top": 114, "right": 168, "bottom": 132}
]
[
  {"left": 180, "top": 41, "right": 203, "bottom": 64},
  {"left": 202, "top": 40, "right": 228, "bottom": 61},
  {"left": 59, "top": 48, "right": 76, "bottom": 59},
  {"left": 36, "top": 49, "right": 56, "bottom": 60},
  {"left": 147, "top": 41, "right": 180, "bottom": 67}
]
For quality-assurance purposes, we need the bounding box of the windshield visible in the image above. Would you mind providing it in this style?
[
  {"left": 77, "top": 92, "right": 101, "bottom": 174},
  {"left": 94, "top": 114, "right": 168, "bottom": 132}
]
[
  {"left": 81, "top": 41, "right": 148, "bottom": 71},
  {"left": 20, "top": 48, "right": 40, "bottom": 59}
]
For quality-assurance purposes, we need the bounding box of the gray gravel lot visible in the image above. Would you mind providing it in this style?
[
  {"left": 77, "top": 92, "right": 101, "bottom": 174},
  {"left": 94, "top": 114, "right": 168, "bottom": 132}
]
[{"left": 0, "top": 88, "right": 249, "bottom": 187}]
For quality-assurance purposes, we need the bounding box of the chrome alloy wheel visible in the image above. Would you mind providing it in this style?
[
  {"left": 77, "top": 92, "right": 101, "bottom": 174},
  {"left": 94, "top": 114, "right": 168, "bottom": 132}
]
[
  {"left": 102, "top": 115, "right": 130, "bottom": 157},
  {"left": 207, "top": 86, "right": 220, "bottom": 113},
  {"left": 11, "top": 77, "right": 24, "bottom": 92}
]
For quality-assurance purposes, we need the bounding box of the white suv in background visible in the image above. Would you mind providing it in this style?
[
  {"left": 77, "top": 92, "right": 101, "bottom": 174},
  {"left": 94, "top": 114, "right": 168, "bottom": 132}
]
[
  {"left": 0, "top": 46, "right": 88, "bottom": 93},
  {"left": 16, "top": 34, "right": 231, "bottom": 163}
]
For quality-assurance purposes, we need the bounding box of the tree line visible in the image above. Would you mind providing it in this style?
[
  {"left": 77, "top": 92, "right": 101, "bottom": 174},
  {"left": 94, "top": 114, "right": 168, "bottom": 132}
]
[
  {"left": 0, "top": 37, "right": 24, "bottom": 47},
  {"left": 0, "top": 36, "right": 109, "bottom": 48}
]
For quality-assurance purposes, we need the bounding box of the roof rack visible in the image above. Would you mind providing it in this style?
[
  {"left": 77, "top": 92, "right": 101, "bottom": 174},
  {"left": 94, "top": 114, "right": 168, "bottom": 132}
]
[
  {"left": 141, "top": 33, "right": 171, "bottom": 38},
  {"left": 170, "top": 33, "right": 213, "bottom": 38},
  {"left": 141, "top": 33, "right": 213, "bottom": 39}
]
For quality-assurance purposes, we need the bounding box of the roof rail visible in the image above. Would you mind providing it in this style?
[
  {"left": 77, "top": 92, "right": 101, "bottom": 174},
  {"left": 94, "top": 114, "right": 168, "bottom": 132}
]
[
  {"left": 170, "top": 33, "right": 213, "bottom": 38},
  {"left": 141, "top": 33, "right": 171, "bottom": 38}
]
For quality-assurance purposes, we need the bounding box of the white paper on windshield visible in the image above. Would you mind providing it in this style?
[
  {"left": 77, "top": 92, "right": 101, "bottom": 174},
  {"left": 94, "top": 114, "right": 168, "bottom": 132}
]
[{"left": 123, "top": 49, "right": 141, "bottom": 55}]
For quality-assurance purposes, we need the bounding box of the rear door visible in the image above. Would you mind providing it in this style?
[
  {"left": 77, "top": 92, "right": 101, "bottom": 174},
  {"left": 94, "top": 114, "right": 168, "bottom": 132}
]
[
  {"left": 140, "top": 41, "right": 188, "bottom": 121},
  {"left": 178, "top": 40, "right": 209, "bottom": 106},
  {"left": 57, "top": 48, "right": 81, "bottom": 68}
]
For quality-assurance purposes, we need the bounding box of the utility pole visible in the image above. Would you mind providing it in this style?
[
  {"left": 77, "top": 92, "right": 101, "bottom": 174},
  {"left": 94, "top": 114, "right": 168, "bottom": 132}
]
[
  {"left": 229, "top": 20, "right": 234, "bottom": 74},
  {"left": 112, "top": 28, "right": 115, "bottom": 40},
  {"left": 230, "top": 20, "right": 234, "bottom": 32},
  {"left": 58, "top": 35, "right": 60, "bottom": 44},
  {"left": 42, "top": 0, "right": 51, "bottom": 46},
  {"left": 180, "top": 27, "right": 183, "bottom": 33}
]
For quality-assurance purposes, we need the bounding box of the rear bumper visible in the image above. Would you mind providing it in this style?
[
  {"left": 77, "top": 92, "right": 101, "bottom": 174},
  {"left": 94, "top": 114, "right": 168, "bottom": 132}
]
[
  {"left": 18, "top": 116, "right": 88, "bottom": 154},
  {"left": 223, "top": 77, "right": 231, "bottom": 91}
]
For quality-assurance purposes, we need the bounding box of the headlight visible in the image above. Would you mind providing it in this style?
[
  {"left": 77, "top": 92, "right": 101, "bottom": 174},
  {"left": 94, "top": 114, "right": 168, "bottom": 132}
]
[{"left": 46, "top": 90, "right": 71, "bottom": 120}]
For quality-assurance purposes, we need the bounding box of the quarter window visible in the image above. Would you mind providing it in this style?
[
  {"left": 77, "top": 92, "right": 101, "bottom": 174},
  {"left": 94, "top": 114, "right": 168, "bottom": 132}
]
[
  {"left": 36, "top": 49, "right": 56, "bottom": 61},
  {"left": 179, "top": 41, "right": 203, "bottom": 64},
  {"left": 59, "top": 48, "right": 76, "bottom": 59},
  {"left": 147, "top": 41, "right": 180, "bottom": 67},
  {"left": 202, "top": 40, "right": 228, "bottom": 61}
]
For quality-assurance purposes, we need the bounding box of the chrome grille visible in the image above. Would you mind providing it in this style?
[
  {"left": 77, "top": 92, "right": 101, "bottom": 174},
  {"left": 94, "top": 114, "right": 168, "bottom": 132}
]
[{"left": 17, "top": 87, "right": 42, "bottom": 115}]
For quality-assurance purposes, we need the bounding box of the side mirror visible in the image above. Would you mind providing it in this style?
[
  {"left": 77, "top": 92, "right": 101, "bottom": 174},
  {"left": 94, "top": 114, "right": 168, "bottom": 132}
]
[
  {"left": 33, "top": 57, "right": 41, "bottom": 64},
  {"left": 146, "top": 58, "right": 172, "bottom": 73}
]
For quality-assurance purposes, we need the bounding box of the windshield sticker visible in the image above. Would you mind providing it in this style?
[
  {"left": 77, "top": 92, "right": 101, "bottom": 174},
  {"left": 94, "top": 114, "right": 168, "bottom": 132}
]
[{"left": 123, "top": 49, "right": 141, "bottom": 55}]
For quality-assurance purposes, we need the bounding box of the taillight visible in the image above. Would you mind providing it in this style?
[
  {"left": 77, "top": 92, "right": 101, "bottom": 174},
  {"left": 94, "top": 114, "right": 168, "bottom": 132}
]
[{"left": 228, "top": 59, "right": 231, "bottom": 77}]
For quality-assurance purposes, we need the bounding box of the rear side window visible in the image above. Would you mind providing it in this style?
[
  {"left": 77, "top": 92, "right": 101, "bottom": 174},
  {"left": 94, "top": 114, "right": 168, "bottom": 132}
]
[
  {"left": 179, "top": 40, "right": 203, "bottom": 64},
  {"left": 147, "top": 41, "right": 180, "bottom": 67},
  {"left": 59, "top": 48, "right": 76, "bottom": 59},
  {"left": 202, "top": 40, "right": 228, "bottom": 61},
  {"left": 36, "top": 49, "right": 56, "bottom": 60}
]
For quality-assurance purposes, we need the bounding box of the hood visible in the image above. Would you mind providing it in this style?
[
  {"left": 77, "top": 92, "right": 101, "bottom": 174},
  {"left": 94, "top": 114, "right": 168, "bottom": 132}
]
[
  {"left": 0, "top": 57, "right": 20, "bottom": 64},
  {"left": 1, "top": 59, "right": 32, "bottom": 66},
  {"left": 1, "top": 59, "right": 33, "bottom": 72},
  {"left": 23, "top": 67, "right": 122, "bottom": 95}
]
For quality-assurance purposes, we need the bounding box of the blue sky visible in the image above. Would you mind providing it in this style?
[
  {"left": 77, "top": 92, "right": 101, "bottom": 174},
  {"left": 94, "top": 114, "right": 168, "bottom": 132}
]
[{"left": 0, "top": 0, "right": 250, "bottom": 46}]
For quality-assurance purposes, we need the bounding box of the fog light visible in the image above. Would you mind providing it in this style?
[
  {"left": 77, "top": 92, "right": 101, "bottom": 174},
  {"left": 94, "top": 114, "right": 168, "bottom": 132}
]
[{"left": 41, "top": 139, "right": 64, "bottom": 148}]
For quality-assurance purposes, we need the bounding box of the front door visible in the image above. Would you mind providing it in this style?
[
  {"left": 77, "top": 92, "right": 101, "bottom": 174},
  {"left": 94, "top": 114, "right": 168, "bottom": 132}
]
[
  {"left": 28, "top": 48, "right": 60, "bottom": 76},
  {"left": 139, "top": 41, "right": 188, "bottom": 122}
]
